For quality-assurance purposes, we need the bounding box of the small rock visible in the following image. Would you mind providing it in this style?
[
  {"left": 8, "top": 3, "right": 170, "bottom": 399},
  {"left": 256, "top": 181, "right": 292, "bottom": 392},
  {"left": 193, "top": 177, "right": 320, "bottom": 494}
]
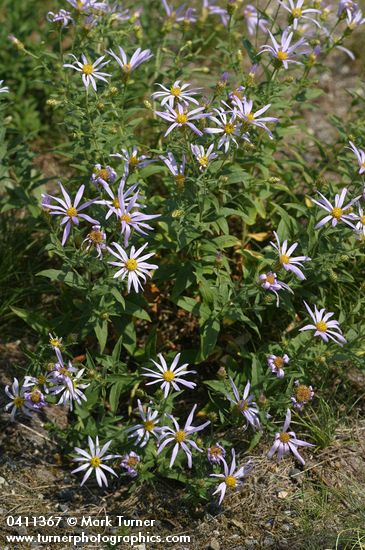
[
  {"left": 289, "top": 467, "right": 303, "bottom": 484},
  {"left": 245, "top": 539, "right": 259, "bottom": 547},
  {"left": 57, "top": 489, "right": 75, "bottom": 502},
  {"left": 277, "top": 490, "right": 288, "bottom": 499},
  {"left": 206, "top": 539, "right": 220, "bottom": 550},
  {"left": 263, "top": 537, "right": 275, "bottom": 547},
  {"left": 0, "top": 476, "right": 8, "bottom": 486}
]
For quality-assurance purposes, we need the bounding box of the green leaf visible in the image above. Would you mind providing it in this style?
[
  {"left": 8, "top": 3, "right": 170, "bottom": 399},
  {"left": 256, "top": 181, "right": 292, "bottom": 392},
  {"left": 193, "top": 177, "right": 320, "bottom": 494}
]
[
  {"left": 94, "top": 319, "right": 108, "bottom": 353},
  {"left": 200, "top": 318, "right": 220, "bottom": 360}
]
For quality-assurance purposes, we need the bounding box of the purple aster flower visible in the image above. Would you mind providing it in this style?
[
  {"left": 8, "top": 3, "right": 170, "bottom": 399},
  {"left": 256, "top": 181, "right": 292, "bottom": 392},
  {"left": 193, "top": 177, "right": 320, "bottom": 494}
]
[
  {"left": 42, "top": 182, "right": 98, "bottom": 245},
  {"left": 267, "top": 354, "right": 290, "bottom": 378},
  {"left": 107, "top": 46, "right": 153, "bottom": 75},
  {"left": 53, "top": 368, "right": 89, "bottom": 411},
  {"left": 90, "top": 164, "right": 117, "bottom": 189},
  {"left": 160, "top": 152, "right": 186, "bottom": 187},
  {"left": 202, "top": 0, "right": 229, "bottom": 26},
  {"left": 210, "top": 449, "right": 253, "bottom": 505},
  {"left": 82, "top": 225, "right": 107, "bottom": 259},
  {"left": 227, "top": 378, "right": 260, "bottom": 430},
  {"left": 205, "top": 106, "right": 245, "bottom": 152},
  {"left": 311, "top": 188, "right": 360, "bottom": 229},
  {"left": 191, "top": 143, "right": 218, "bottom": 170},
  {"left": 278, "top": 0, "right": 321, "bottom": 30},
  {"left": 291, "top": 381, "right": 314, "bottom": 410},
  {"left": 50, "top": 348, "right": 79, "bottom": 391},
  {"left": 299, "top": 301, "right": 347, "bottom": 346},
  {"left": 142, "top": 352, "right": 197, "bottom": 398},
  {"left": 338, "top": 0, "right": 358, "bottom": 17},
  {"left": 63, "top": 54, "right": 111, "bottom": 91},
  {"left": 157, "top": 404, "right": 210, "bottom": 468},
  {"left": 108, "top": 242, "right": 158, "bottom": 293},
  {"left": 348, "top": 141, "right": 365, "bottom": 175},
  {"left": 121, "top": 451, "right": 140, "bottom": 477},
  {"left": 110, "top": 145, "right": 154, "bottom": 176},
  {"left": 232, "top": 96, "right": 278, "bottom": 139},
  {"left": 4, "top": 378, "right": 35, "bottom": 421},
  {"left": 23, "top": 372, "right": 53, "bottom": 395},
  {"left": 72, "top": 436, "right": 119, "bottom": 487},
  {"left": 268, "top": 408, "right": 314, "bottom": 465},
  {"left": 142, "top": 353, "right": 196, "bottom": 399},
  {"left": 346, "top": 7, "right": 365, "bottom": 28},
  {"left": 66, "top": 0, "right": 108, "bottom": 12},
  {"left": 259, "top": 28, "right": 308, "bottom": 69},
  {"left": 125, "top": 399, "right": 164, "bottom": 447},
  {"left": 155, "top": 103, "right": 210, "bottom": 138},
  {"left": 111, "top": 189, "right": 160, "bottom": 247},
  {"left": 47, "top": 9, "right": 73, "bottom": 27},
  {"left": 243, "top": 4, "right": 268, "bottom": 35},
  {"left": 207, "top": 443, "right": 226, "bottom": 464},
  {"left": 270, "top": 231, "right": 311, "bottom": 280},
  {"left": 259, "top": 272, "right": 294, "bottom": 306},
  {"left": 354, "top": 206, "right": 365, "bottom": 236},
  {"left": 0, "top": 80, "right": 9, "bottom": 94},
  {"left": 95, "top": 179, "right": 141, "bottom": 220},
  {"left": 24, "top": 388, "right": 47, "bottom": 410},
  {"left": 152, "top": 80, "right": 201, "bottom": 108},
  {"left": 49, "top": 332, "right": 63, "bottom": 350}
]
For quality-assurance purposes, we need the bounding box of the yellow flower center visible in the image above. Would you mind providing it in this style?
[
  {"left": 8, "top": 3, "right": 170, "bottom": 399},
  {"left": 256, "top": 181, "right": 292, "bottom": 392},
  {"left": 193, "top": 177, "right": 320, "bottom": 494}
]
[
  {"left": 125, "top": 258, "right": 138, "bottom": 271},
  {"left": 198, "top": 155, "right": 209, "bottom": 167},
  {"left": 175, "top": 430, "right": 186, "bottom": 443},
  {"left": 225, "top": 476, "right": 237, "bottom": 488},
  {"left": 170, "top": 86, "right": 181, "bottom": 97},
  {"left": 66, "top": 207, "right": 78, "bottom": 218},
  {"left": 144, "top": 420, "right": 155, "bottom": 432},
  {"left": 175, "top": 174, "right": 185, "bottom": 187},
  {"left": 38, "top": 375, "right": 46, "bottom": 385},
  {"left": 361, "top": 161, "right": 365, "bottom": 168},
  {"left": 163, "top": 370, "right": 175, "bottom": 382},
  {"left": 279, "top": 432, "right": 290, "bottom": 443},
  {"left": 224, "top": 123, "right": 235, "bottom": 134},
  {"left": 123, "top": 63, "right": 132, "bottom": 73},
  {"left": 88, "top": 230, "right": 104, "bottom": 243},
  {"left": 90, "top": 456, "right": 101, "bottom": 468},
  {"left": 295, "top": 384, "right": 312, "bottom": 403},
  {"left": 246, "top": 112, "right": 255, "bottom": 122},
  {"left": 277, "top": 50, "right": 289, "bottom": 61},
  {"left": 331, "top": 207, "right": 342, "bottom": 219},
  {"left": 273, "top": 356, "right": 284, "bottom": 369},
  {"left": 49, "top": 337, "right": 61, "bottom": 347},
  {"left": 280, "top": 254, "right": 290, "bottom": 264},
  {"left": 129, "top": 155, "right": 140, "bottom": 166},
  {"left": 266, "top": 274, "right": 276, "bottom": 285},
  {"left": 316, "top": 321, "right": 327, "bottom": 332},
  {"left": 59, "top": 367, "right": 70, "bottom": 377},
  {"left": 30, "top": 391, "right": 41, "bottom": 403},
  {"left": 112, "top": 198, "right": 120, "bottom": 208},
  {"left": 120, "top": 213, "right": 132, "bottom": 223},
  {"left": 292, "top": 7, "right": 302, "bottom": 17},
  {"left": 360, "top": 215, "right": 365, "bottom": 225},
  {"left": 14, "top": 396, "right": 25, "bottom": 408},
  {"left": 82, "top": 64, "right": 94, "bottom": 75},
  {"left": 96, "top": 168, "right": 110, "bottom": 181},
  {"left": 176, "top": 112, "right": 188, "bottom": 124}
]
